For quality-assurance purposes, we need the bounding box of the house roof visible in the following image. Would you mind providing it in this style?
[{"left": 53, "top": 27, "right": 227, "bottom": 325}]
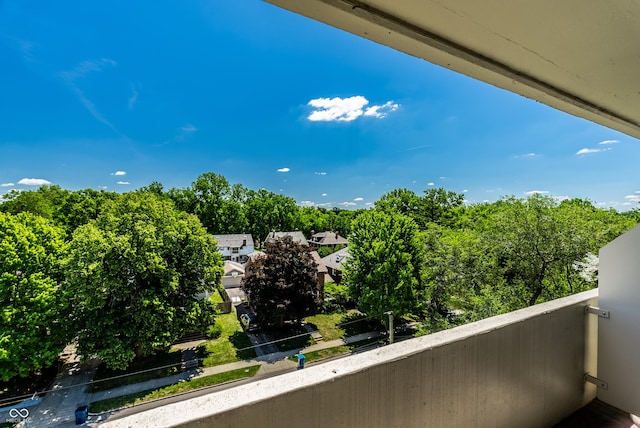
[
  {"left": 320, "top": 247, "right": 349, "bottom": 271},
  {"left": 265, "top": 231, "right": 309, "bottom": 246},
  {"left": 311, "top": 250, "right": 328, "bottom": 274},
  {"left": 310, "top": 231, "right": 349, "bottom": 246},
  {"left": 223, "top": 260, "right": 245, "bottom": 276},
  {"left": 212, "top": 234, "right": 254, "bottom": 248}
]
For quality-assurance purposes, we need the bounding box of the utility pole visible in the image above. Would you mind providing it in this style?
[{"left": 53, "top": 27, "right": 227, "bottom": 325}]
[{"left": 384, "top": 311, "right": 394, "bottom": 344}]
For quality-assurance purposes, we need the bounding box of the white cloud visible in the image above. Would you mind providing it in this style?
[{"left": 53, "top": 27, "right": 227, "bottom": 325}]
[
  {"left": 427, "top": 182, "right": 435, "bottom": 186},
  {"left": 354, "top": 197, "right": 363, "bottom": 201},
  {"left": 18, "top": 178, "right": 51, "bottom": 186},
  {"left": 576, "top": 147, "right": 611, "bottom": 155},
  {"left": 180, "top": 124, "right": 198, "bottom": 133},
  {"left": 340, "top": 202, "right": 357, "bottom": 207},
  {"left": 365, "top": 202, "right": 374, "bottom": 206},
  {"left": 1, "top": 183, "right": 15, "bottom": 187},
  {"left": 315, "top": 172, "right": 327, "bottom": 176},
  {"left": 128, "top": 83, "right": 139, "bottom": 110},
  {"left": 515, "top": 153, "right": 539, "bottom": 158},
  {"left": 599, "top": 139, "right": 619, "bottom": 145},
  {"left": 624, "top": 193, "right": 640, "bottom": 203},
  {"left": 277, "top": 167, "right": 290, "bottom": 173},
  {"left": 463, "top": 189, "right": 469, "bottom": 193},
  {"left": 307, "top": 96, "right": 399, "bottom": 122},
  {"left": 299, "top": 201, "right": 316, "bottom": 207},
  {"left": 524, "top": 190, "right": 549, "bottom": 195},
  {"left": 321, "top": 193, "right": 328, "bottom": 197},
  {"left": 406, "top": 144, "right": 430, "bottom": 151},
  {"left": 116, "top": 181, "right": 130, "bottom": 185},
  {"left": 58, "top": 58, "right": 119, "bottom": 133},
  {"left": 363, "top": 101, "right": 400, "bottom": 118},
  {"left": 111, "top": 171, "right": 126, "bottom": 176}
]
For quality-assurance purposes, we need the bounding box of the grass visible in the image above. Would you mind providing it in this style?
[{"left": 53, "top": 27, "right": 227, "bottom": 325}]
[
  {"left": 210, "top": 288, "right": 225, "bottom": 304},
  {"left": 289, "top": 338, "right": 384, "bottom": 364},
  {"left": 305, "top": 312, "right": 346, "bottom": 340},
  {"left": 90, "top": 365, "right": 260, "bottom": 413},
  {"left": 89, "top": 349, "right": 183, "bottom": 393},
  {"left": 199, "top": 312, "right": 256, "bottom": 367},
  {"left": 290, "top": 345, "right": 350, "bottom": 363}
]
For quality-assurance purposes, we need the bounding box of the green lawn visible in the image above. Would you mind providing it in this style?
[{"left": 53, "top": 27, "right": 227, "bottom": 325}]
[
  {"left": 306, "top": 310, "right": 377, "bottom": 340},
  {"left": 199, "top": 312, "right": 256, "bottom": 366},
  {"left": 90, "top": 365, "right": 260, "bottom": 413},
  {"left": 305, "top": 313, "right": 346, "bottom": 340},
  {"left": 210, "top": 289, "right": 225, "bottom": 304}
]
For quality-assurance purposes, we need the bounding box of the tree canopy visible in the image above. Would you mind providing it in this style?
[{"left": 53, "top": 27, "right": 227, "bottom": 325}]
[
  {"left": 64, "top": 192, "right": 223, "bottom": 369},
  {"left": 0, "top": 212, "right": 69, "bottom": 381},
  {"left": 344, "top": 210, "right": 426, "bottom": 322},
  {"left": 242, "top": 236, "right": 319, "bottom": 327}
]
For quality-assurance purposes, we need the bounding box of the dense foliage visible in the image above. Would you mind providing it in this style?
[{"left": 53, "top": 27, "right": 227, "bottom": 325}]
[
  {"left": 0, "top": 212, "right": 69, "bottom": 381},
  {"left": 343, "top": 210, "right": 425, "bottom": 322},
  {"left": 242, "top": 236, "right": 319, "bottom": 327},
  {"left": 64, "top": 192, "right": 223, "bottom": 369},
  {"left": 0, "top": 170, "right": 637, "bottom": 380}
]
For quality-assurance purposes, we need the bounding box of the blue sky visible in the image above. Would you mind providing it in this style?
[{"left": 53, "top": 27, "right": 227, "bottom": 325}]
[{"left": 2, "top": 1, "right": 639, "bottom": 210}]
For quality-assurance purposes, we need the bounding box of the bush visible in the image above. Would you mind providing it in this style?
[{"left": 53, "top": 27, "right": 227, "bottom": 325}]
[{"left": 206, "top": 323, "right": 222, "bottom": 340}]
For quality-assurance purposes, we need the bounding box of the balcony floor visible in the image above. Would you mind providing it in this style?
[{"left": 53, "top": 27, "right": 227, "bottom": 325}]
[{"left": 554, "top": 399, "right": 639, "bottom": 428}]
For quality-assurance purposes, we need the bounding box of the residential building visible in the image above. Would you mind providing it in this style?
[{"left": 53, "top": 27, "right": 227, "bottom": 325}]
[
  {"left": 264, "top": 230, "right": 308, "bottom": 246},
  {"left": 221, "top": 260, "right": 244, "bottom": 289},
  {"left": 320, "top": 246, "right": 349, "bottom": 284},
  {"left": 308, "top": 231, "right": 348, "bottom": 250},
  {"left": 213, "top": 234, "right": 254, "bottom": 263}
]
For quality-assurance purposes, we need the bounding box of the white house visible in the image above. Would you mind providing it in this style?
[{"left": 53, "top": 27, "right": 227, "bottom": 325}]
[{"left": 213, "top": 234, "right": 255, "bottom": 263}]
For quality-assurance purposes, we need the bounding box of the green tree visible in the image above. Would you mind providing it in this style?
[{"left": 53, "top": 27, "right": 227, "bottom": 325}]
[
  {"left": 244, "top": 189, "right": 300, "bottom": 243},
  {"left": 343, "top": 210, "right": 425, "bottom": 322},
  {"left": 55, "top": 189, "right": 119, "bottom": 237},
  {"left": 487, "top": 194, "right": 595, "bottom": 307},
  {"left": 0, "top": 212, "right": 69, "bottom": 381},
  {"left": 421, "top": 187, "right": 465, "bottom": 227},
  {"left": 242, "top": 236, "right": 319, "bottom": 327},
  {"left": 188, "top": 172, "right": 248, "bottom": 234},
  {"left": 65, "top": 192, "right": 223, "bottom": 369},
  {"left": 0, "top": 185, "right": 66, "bottom": 220}
]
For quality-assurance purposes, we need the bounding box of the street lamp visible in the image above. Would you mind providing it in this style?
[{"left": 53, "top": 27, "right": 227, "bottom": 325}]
[{"left": 384, "top": 311, "right": 394, "bottom": 344}]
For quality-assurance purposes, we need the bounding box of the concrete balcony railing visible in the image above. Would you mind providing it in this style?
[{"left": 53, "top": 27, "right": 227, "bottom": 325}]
[{"left": 102, "top": 289, "right": 599, "bottom": 427}]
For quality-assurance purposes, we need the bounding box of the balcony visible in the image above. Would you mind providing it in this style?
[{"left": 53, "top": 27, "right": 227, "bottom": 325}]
[{"left": 101, "top": 288, "right": 614, "bottom": 427}]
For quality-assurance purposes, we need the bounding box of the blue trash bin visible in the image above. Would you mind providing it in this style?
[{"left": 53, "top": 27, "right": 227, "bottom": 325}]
[{"left": 75, "top": 405, "right": 88, "bottom": 425}]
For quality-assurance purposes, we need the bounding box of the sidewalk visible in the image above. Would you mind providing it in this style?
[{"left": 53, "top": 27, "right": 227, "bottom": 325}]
[
  {"left": 90, "top": 331, "right": 382, "bottom": 404},
  {"left": 4, "top": 330, "right": 382, "bottom": 426},
  {"left": 20, "top": 348, "right": 100, "bottom": 427}
]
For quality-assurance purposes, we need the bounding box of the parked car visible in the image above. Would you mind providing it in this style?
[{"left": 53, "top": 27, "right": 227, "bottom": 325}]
[{"left": 240, "top": 312, "right": 259, "bottom": 332}]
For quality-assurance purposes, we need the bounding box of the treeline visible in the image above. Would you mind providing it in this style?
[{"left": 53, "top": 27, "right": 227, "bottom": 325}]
[
  {"left": 1, "top": 171, "right": 638, "bottom": 383},
  {"left": 343, "top": 188, "right": 638, "bottom": 331},
  {"left": 0, "top": 172, "right": 363, "bottom": 242}
]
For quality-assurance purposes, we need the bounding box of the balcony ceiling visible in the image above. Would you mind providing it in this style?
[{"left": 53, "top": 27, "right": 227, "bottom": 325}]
[{"left": 266, "top": 0, "right": 640, "bottom": 139}]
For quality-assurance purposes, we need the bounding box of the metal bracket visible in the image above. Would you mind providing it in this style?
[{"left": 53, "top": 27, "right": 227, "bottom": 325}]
[
  {"left": 584, "top": 374, "right": 608, "bottom": 390},
  {"left": 585, "top": 305, "right": 610, "bottom": 319}
]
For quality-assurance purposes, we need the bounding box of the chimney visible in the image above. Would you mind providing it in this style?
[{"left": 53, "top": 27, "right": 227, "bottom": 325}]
[
  {"left": 242, "top": 239, "right": 247, "bottom": 247},
  {"left": 335, "top": 232, "right": 338, "bottom": 239}
]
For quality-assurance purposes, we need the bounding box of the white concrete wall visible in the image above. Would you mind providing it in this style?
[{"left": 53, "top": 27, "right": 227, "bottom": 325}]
[
  {"left": 598, "top": 224, "right": 640, "bottom": 416},
  {"left": 102, "top": 290, "right": 598, "bottom": 428}
]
